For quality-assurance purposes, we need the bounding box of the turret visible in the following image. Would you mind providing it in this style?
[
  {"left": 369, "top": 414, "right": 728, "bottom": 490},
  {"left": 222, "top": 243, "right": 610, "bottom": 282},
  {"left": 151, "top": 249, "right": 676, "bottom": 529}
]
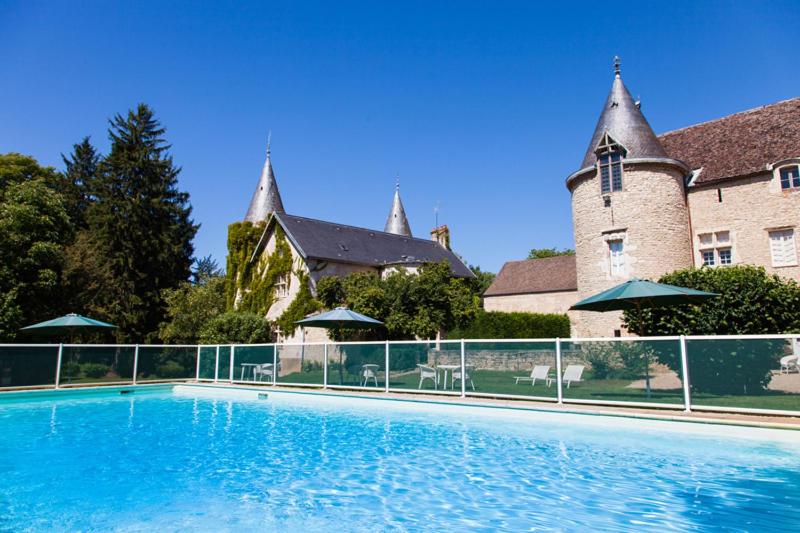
[
  {"left": 245, "top": 135, "right": 285, "bottom": 223},
  {"left": 568, "top": 58, "right": 693, "bottom": 337},
  {"left": 384, "top": 181, "right": 412, "bottom": 237}
]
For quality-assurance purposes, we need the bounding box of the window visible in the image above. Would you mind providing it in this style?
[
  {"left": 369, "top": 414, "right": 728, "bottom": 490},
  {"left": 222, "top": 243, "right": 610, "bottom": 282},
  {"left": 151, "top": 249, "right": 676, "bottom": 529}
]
[
  {"left": 596, "top": 132, "right": 625, "bottom": 194},
  {"left": 608, "top": 239, "right": 625, "bottom": 276},
  {"left": 769, "top": 229, "right": 797, "bottom": 267},
  {"left": 275, "top": 274, "right": 289, "bottom": 297},
  {"left": 779, "top": 165, "right": 800, "bottom": 190},
  {"left": 698, "top": 231, "right": 733, "bottom": 267}
]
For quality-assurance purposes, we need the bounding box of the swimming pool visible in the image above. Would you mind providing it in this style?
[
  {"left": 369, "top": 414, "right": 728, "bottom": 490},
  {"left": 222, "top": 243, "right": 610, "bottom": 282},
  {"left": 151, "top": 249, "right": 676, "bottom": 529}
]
[{"left": 1, "top": 385, "right": 798, "bottom": 531}]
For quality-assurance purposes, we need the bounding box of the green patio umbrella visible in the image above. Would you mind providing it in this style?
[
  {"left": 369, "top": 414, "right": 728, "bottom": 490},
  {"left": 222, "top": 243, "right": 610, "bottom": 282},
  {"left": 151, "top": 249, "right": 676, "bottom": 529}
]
[
  {"left": 296, "top": 307, "right": 384, "bottom": 385},
  {"left": 20, "top": 313, "right": 117, "bottom": 343},
  {"left": 570, "top": 278, "right": 717, "bottom": 397}
]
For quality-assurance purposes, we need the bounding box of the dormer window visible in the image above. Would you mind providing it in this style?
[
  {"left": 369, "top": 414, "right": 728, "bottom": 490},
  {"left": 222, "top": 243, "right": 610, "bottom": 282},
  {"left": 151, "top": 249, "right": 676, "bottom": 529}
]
[
  {"left": 780, "top": 165, "right": 800, "bottom": 190},
  {"left": 596, "top": 133, "right": 625, "bottom": 194}
]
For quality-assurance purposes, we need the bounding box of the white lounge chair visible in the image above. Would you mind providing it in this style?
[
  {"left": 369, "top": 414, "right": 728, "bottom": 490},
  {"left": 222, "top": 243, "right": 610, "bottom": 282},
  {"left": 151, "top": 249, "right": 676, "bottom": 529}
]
[
  {"left": 780, "top": 354, "right": 799, "bottom": 374},
  {"left": 361, "top": 364, "right": 380, "bottom": 386},
  {"left": 453, "top": 365, "right": 476, "bottom": 391},
  {"left": 514, "top": 365, "right": 550, "bottom": 386},
  {"left": 417, "top": 364, "right": 438, "bottom": 390},
  {"left": 548, "top": 364, "right": 585, "bottom": 388}
]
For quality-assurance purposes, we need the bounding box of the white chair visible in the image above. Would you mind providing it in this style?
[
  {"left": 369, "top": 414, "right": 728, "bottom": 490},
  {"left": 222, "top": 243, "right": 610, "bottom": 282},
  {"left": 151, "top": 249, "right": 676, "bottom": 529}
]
[
  {"left": 780, "top": 355, "right": 799, "bottom": 374},
  {"left": 514, "top": 365, "right": 551, "bottom": 386},
  {"left": 417, "top": 364, "right": 438, "bottom": 389},
  {"left": 361, "top": 364, "right": 380, "bottom": 386},
  {"left": 253, "top": 362, "right": 279, "bottom": 381},
  {"left": 453, "top": 365, "right": 475, "bottom": 391},
  {"left": 548, "top": 364, "right": 585, "bottom": 388}
]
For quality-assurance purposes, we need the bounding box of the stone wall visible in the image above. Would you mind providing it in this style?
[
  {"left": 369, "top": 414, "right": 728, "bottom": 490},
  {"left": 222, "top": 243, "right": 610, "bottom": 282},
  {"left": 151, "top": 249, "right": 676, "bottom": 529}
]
[
  {"left": 429, "top": 348, "right": 584, "bottom": 371},
  {"left": 483, "top": 290, "right": 578, "bottom": 315},
  {"left": 570, "top": 162, "right": 693, "bottom": 337},
  {"left": 687, "top": 171, "right": 800, "bottom": 281}
]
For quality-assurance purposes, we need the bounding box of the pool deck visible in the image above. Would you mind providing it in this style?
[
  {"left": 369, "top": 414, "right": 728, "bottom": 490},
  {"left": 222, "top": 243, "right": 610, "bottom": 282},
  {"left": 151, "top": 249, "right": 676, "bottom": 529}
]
[{"left": 3, "top": 381, "right": 800, "bottom": 431}]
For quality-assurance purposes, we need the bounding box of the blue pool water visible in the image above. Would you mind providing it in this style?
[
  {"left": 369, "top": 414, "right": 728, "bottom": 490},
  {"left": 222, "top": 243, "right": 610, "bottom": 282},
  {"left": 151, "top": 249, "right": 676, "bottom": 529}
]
[{"left": 1, "top": 386, "right": 799, "bottom": 532}]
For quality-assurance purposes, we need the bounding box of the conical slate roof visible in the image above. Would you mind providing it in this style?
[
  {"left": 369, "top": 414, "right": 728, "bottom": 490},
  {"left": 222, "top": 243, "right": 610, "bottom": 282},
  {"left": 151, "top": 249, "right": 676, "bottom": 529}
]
[
  {"left": 383, "top": 183, "right": 412, "bottom": 237},
  {"left": 245, "top": 142, "right": 285, "bottom": 223},
  {"left": 579, "top": 61, "right": 668, "bottom": 169}
]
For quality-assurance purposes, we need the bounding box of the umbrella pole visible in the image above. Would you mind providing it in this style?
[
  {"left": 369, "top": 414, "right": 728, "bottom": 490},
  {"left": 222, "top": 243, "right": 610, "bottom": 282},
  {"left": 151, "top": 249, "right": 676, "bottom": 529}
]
[{"left": 636, "top": 303, "right": 652, "bottom": 399}]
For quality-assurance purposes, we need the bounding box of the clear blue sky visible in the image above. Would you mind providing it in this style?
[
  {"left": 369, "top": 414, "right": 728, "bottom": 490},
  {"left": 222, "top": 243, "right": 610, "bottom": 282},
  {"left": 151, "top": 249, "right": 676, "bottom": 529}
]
[{"left": 2, "top": 1, "right": 799, "bottom": 273}]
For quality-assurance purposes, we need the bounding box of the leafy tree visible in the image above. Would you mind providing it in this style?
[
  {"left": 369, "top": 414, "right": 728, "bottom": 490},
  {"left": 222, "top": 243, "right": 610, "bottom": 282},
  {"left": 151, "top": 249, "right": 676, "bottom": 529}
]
[
  {"left": 159, "top": 276, "right": 227, "bottom": 344},
  {"left": 0, "top": 154, "right": 73, "bottom": 340},
  {"left": 448, "top": 310, "right": 570, "bottom": 339},
  {"left": 527, "top": 247, "right": 575, "bottom": 260},
  {"left": 81, "top": 104, "right": 198, "bottom": 341},
  {"left": 467, "top": 264, "right": 495, "bottom": 295},
  {"left": 193, "top": 255, "right": 222, "bottom": 285},
  {"left": 61, "top": 137, "right": 99, "bottom": 227},
  {"left": 624, "top": 265, "right": 800, "bottom": 394},
  {"left": 199, "top": 311, "right": 272, "bottom": 344}
]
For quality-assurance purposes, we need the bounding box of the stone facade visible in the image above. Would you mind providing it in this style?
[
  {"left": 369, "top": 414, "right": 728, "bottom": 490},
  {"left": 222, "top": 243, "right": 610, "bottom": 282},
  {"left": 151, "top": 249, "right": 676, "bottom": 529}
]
[
  {"left": 483, "top": 290, "right": 577, "bottom": 315},
  {"left": 570, "top": 163, "right": 693, "bottom": 337},
  {"left": 687, "top": 171, "right": 800, "bottom": 281}
]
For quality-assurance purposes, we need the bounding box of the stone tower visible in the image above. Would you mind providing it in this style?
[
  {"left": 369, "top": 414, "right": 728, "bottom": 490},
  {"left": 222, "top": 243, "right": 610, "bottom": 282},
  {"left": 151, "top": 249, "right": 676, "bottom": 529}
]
[
  {"left": 384, "top": 182, "right": 412, "bottom": 237},
  {"left": 567, "top": 58, "right": 693, "bottom": 337},
  {"left": 245, "top": 136, "right": 285, "bottom": 223}
]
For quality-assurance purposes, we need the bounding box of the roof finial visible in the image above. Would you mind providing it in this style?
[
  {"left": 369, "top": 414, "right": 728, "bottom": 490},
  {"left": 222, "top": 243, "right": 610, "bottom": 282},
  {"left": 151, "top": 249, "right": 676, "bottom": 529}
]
[
  {"left": 267, "top": 130, "right": 272, "bottom": 158},
  {"left": 395, "top": 173, "right": 400, "bottom": 191},
  {"left": 613, "top": 56, "right": 621, "bottom": 78}
]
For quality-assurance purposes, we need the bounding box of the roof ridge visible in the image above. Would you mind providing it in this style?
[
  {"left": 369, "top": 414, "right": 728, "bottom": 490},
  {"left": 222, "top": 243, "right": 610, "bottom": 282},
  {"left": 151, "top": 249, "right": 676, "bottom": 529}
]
[
  {"left": 279, "top": 212, "right": 438, "bottom": 245},
  {"left": 658, "top": 96, "right": 800, "bottom": 138}
]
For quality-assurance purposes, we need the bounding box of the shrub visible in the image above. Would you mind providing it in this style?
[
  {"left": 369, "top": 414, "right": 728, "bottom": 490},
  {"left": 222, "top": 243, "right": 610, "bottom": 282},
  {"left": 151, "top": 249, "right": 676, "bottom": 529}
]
[
  {"left": 62, "top": 361, "right": 81, "bottom": 378},
  {"left": 199, "top": 312, "right": 272, "bottom": 344},
  {"left": 155, "top": 360, "right": 185, "bottom": 379},
  {"left": 579, "top": 342, "right": 649, "bottom": 380},
  {"left": 448, "top": 310, "right": 570, "bottom": 340},
  {"left": 623, "top": 265, "right": 800, "bottom": 394},
  {"left": 82, "top": 363, "right": 110, "bottom": 379}
]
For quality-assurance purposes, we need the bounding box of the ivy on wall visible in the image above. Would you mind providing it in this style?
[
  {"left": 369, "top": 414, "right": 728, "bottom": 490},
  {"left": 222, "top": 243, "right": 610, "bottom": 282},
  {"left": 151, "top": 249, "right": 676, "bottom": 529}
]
[
  {"left": 226, "top": 221, "right": 322, "bottom": 336},
  {"left": 275, "top": 270, "right": 322, "bottom": 336},
  {"left": 225, "top": 221, "right": 293, "bottom": 315}
]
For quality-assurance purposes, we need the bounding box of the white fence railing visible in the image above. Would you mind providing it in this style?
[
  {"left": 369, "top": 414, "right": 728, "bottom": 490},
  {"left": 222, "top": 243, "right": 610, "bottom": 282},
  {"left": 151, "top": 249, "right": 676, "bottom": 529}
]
[{"left": 2, "top": 335, "right": 800, "bottom": 416}]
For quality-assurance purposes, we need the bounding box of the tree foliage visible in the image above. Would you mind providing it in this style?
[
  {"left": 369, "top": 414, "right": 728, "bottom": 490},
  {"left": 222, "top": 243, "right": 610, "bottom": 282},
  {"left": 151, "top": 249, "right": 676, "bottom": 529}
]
[
  {"left": 159, "top": 276, "right": 227, "bottom": 344},
  {"left": 527, "top": 247, "right": 575, "bottom": 260},
  {"left": 0, "top": 154, "right": 73, "bottom": 340},
  {"left": 447, "top": 310, "right": 570, "bottom": 339},
  {"left": 623, "top": 265, "right": 800, "bottom": 394},
  {"left": 76, "top": 104, "right": 198, "bottom": 341},
  {"left": 316, "top": 261, "right": 482, "bottom": 340},
  {"left": 199, "top": 311, "right": 272, "bottom": 344}
]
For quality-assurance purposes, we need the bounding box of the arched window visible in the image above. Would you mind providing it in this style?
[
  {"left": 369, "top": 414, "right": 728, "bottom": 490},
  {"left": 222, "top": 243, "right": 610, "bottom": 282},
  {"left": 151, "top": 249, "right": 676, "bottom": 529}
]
[{"left": 596, "top": 133, "right": 625, "bottom": 194}]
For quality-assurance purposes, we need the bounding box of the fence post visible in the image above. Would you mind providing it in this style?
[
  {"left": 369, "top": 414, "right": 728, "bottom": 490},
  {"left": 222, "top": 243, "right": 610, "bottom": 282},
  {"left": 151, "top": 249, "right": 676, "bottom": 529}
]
[
  {"left": 555, "top": 338, "right": 563, "bottom": 404},
  {"left": 460, "top": 339, "right": 466, "bottom": 398},
  {"left": 680, "top": 335, "right": 692, "bottom": 413},
  {"left": 132, "top": 344, "right": 139, "bottom": 385},
  {"left": 323, "top": 343, "right": 328, "bottom": 389},
  {"left": 54, "top": 343, "right": 64, "bottom": 389},
  {"left": 195, "top": 345, "right": 201, "bottom": 381},
  {"left": 229, "top": 345, "right": 235, "bottom": 384},
  {"left": 214, "top": 345, "right": 220, "bottom": 383},
  {"left": 384, "top": 340, "right": 390, "bottom": 393},
  {"left": 272, "top": 344, "right": 278, "bottom": 386}
]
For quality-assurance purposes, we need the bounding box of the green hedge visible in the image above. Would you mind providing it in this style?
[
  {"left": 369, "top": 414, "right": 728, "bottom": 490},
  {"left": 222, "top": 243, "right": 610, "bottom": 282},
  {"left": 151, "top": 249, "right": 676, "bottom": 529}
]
[{"left": 448, "top": 310, "right": 570, "bottom": 339}]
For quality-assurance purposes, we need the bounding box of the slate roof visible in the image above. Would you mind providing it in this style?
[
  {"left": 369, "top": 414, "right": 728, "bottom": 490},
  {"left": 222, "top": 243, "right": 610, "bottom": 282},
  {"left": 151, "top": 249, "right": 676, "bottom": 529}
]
[
  {"left": 659, "top": 97, "right": 800, "bottom": 186},
  {"left": 579, "top": 72, "right": 669, "bottom": 170},
  {"left": 483, "top": 255, "right": 577, "bottom": 297},
  {"left": 271, "top": 213, "right": 475, "bottom": 278}
]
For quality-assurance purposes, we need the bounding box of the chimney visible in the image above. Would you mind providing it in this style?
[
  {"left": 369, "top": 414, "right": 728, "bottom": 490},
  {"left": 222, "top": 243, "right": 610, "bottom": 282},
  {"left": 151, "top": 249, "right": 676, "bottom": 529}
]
[{"left": 430, "top": 225, "right": 451, "bottom": 250}]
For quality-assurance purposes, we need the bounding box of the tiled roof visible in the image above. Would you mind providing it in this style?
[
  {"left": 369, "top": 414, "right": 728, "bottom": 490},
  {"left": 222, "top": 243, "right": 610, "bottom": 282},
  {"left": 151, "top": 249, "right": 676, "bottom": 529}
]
[
  {"left": 659, "top": 97, "right": 800, "bottom": 186},
  {"left": 483, "top": 255, "right": 577, "bottom": 297},
  {"left": 273, "top": 213, "right": 475, "bottom": 278}
]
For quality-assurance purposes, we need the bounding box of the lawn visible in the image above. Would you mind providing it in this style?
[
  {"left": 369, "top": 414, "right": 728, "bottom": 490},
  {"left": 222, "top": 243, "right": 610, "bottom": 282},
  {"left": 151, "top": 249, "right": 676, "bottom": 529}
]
[{"left": 268, "top": 368, "right": 800, "bottom": 411}]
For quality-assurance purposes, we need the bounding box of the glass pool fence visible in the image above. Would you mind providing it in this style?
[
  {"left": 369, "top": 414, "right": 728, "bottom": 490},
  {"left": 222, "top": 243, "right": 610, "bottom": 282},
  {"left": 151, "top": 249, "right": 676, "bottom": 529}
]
[{"left": 2, "top": 335, "right": 800, "bottom": 416}]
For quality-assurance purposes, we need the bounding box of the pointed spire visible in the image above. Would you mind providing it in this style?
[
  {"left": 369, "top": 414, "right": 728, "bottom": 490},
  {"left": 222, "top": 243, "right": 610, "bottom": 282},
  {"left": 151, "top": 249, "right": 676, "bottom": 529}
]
[
  {"left": 578, "top": 57, "right": 668, "bottom": 169},
  {"left": 244, "top": 132, "right": 285, "bottom": 223},
  {"left": 384, "top": 177, "right": 412, "bottom": 237}
]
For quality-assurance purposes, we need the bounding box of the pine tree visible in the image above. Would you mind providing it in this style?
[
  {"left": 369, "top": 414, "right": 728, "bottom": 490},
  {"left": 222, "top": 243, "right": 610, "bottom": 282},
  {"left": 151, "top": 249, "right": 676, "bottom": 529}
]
[
  {"left": 61, "top": 136, "right": 99, "bottom": 227},
  {"left": 84, "top": 104, "right": 198, "bottom": 341}
]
